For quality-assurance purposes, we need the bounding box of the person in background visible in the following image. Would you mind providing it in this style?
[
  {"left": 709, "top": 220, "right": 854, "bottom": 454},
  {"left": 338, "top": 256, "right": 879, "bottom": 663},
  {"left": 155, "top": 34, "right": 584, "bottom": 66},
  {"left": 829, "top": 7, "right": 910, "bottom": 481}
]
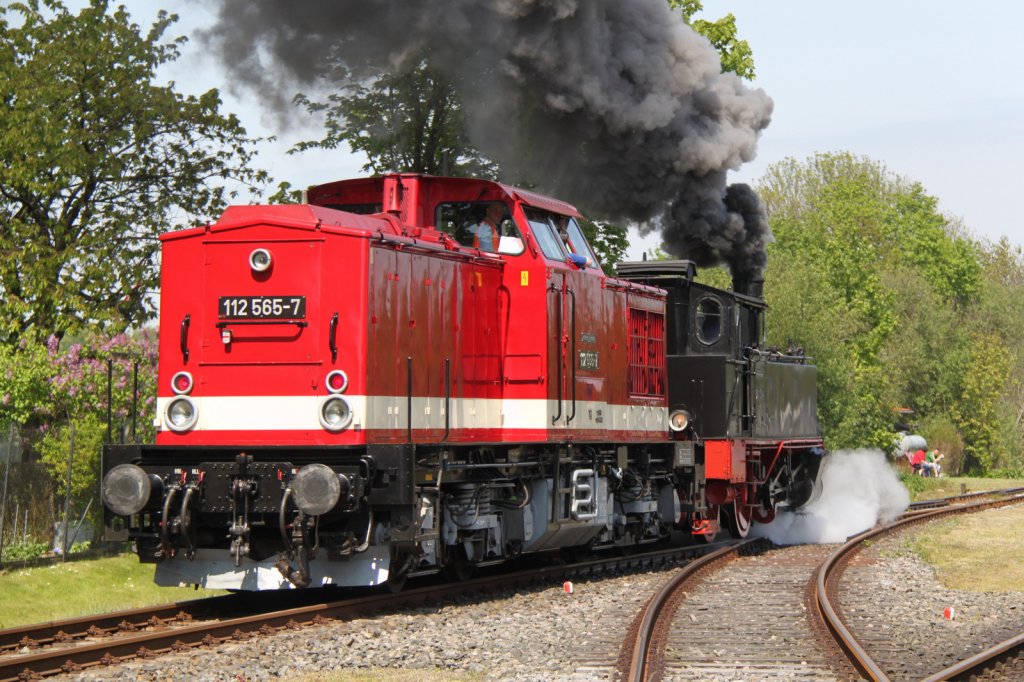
[
  {"left": 910, "top": 448, "right": 926, "bottom": 475},
  {"left": 924, "top": 449, "right": 944, "bottom": 477}
]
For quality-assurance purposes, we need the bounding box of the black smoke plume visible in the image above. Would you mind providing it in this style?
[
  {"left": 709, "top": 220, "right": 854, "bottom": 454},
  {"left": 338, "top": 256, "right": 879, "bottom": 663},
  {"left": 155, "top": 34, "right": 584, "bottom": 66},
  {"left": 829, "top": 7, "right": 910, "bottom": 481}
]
[{"left": 202, "top": 0, "right": 774, "bottom": 279}]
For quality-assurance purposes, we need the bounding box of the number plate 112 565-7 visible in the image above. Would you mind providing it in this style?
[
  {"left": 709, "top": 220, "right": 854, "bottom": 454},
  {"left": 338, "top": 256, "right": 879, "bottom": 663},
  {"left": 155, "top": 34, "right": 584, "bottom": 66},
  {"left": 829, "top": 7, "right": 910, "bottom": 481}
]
[{"left": 218, "top": 296, "right": 306, "bottom": 319}]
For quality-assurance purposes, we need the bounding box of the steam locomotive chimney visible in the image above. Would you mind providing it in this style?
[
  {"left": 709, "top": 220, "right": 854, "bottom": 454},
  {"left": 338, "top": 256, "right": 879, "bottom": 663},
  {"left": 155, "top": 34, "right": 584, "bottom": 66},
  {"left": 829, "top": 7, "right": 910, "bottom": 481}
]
[{"left": 732, "top": 272, "right": 764, "bottom": 299}]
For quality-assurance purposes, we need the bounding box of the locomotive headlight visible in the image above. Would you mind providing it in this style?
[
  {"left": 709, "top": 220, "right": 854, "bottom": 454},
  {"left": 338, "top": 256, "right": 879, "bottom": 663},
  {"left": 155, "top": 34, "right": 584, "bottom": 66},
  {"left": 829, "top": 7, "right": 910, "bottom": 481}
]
[
  {"left": 102, "top": 464, "right": 153, "bottom": 516},
  {"left": 249, "top": 248, "right": 273, "bottom": 273},
  {"left": 165, "top": 396, "right": 199, "bottom": 432},
  {"left": 291, "top": 463, "right": 342, "bottom": 516},
  {"left": 319, "top": 395, "right": 353, "bottom": 431},
  {"left": 668, "top": 409, "right": 692, "bottom": 432}
]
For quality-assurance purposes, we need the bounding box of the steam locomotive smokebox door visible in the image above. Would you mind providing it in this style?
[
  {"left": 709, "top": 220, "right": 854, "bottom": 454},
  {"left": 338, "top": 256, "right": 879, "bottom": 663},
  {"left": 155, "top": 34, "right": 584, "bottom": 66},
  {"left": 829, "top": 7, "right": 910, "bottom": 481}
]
[{"left": 202, "top": 238, "right": 322, "bottom": 364}]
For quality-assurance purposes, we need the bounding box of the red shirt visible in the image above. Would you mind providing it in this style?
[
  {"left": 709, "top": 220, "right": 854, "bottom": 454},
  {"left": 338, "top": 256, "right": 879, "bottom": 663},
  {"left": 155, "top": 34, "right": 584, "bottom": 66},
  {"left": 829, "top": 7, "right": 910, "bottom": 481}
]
[{"left": 911, "top": 449, "right": 926, "bottom": 465}]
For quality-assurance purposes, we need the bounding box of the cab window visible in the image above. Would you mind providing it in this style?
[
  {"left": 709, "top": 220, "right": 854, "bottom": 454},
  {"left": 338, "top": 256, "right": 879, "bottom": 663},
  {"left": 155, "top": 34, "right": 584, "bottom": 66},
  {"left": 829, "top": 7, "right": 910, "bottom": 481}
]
[
  {"left": 695, "top": 297, "right": 723, "bottom": 345},
  {"left": 524, "top": 208, "right": 601, "bottom": 270},
  {"left": 435, "top": 201, "right": 523, "bottom": 255},
  {"left": 524, "top": 207, "right": 566, "bottom": 261},
  {"left": 562, "top": 217, "right": 601, "bottom": 272}
]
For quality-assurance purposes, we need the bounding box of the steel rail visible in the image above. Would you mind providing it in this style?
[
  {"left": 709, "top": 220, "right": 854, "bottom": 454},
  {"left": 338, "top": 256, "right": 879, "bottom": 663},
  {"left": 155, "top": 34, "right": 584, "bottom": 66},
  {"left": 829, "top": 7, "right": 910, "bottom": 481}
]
[
  {"left": 922, "top": 631, "right": 1024, "bottom": 681},
  {"left": 908, "top": 486, "right": 1024, "bottom": 511},
  {"left": 0, "top": 594, "right": 241, "bottom": 653},
  {"left": 0, "top": 541, "right": 720, "bottom": 681},
  {"left": 815, "top": 490, "right": 1024, "bottom": 682},
  {"left": 622, "top": 538, "right": 763, "bottom": 682}
]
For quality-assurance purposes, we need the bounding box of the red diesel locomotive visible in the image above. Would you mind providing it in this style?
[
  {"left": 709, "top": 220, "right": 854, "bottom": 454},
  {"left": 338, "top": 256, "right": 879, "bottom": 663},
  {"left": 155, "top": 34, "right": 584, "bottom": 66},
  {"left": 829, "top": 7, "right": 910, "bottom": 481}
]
[{"left": 101, "top": 174, "right": 824, "bottom": 590}]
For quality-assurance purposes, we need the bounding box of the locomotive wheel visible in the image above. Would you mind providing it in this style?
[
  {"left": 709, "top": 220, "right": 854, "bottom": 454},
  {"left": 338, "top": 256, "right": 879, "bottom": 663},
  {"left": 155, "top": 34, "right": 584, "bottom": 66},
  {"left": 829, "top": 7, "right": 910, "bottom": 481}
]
[
  {"left": 752, "top": 506, "right": 776, "bottom": 524},
  {"left": 728, "top": 499, "right": 751, "bottom": 538},
  {"left": 384, "top": 570, "right": 408, "bottom": 593}
]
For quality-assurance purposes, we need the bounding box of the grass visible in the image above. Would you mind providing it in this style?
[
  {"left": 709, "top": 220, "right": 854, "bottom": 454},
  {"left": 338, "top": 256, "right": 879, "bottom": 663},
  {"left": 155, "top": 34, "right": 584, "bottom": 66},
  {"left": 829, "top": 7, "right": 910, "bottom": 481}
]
[
  {"left": 904, "top": 475, "right": 1023, "bottom": 502},
  {"left": 0, "top": 554, "right": 225, "bottom": 629},
  {"left": 895, "top": 475, "right": 1024, "bottom": 591},
  {"left": 909, "top": 504, "right": 1024, "bottom": 591}
]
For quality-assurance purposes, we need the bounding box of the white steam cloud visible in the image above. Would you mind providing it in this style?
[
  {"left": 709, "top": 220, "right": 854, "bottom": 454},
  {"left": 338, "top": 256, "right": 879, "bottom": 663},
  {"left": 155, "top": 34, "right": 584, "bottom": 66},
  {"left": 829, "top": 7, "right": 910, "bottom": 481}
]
[{"left": 754, "top": 450, "right": 910, "bottom": 545}]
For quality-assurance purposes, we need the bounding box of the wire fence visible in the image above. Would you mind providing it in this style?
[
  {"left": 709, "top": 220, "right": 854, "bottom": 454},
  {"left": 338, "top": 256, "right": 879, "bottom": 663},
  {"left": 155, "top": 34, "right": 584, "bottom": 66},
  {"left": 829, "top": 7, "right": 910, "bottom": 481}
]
[{"left": 0, "top": 357, "right": 149, "bottom": 565}]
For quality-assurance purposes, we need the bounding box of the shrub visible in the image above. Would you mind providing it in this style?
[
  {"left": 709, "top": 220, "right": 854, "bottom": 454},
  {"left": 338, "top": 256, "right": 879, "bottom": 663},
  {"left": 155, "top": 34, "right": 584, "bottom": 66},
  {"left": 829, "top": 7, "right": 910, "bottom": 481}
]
[
  {"left": 38, "top": 413, "right": 106, "bottom": 528},
  {"left": 1, "top": 541, "right": 49, "bottom": 563},
  {"left": 899, "top": 471, "right": 928, "bottom": 495},
  {"left": 987, "top": 468, "right": 1024, "bottom": 480}
]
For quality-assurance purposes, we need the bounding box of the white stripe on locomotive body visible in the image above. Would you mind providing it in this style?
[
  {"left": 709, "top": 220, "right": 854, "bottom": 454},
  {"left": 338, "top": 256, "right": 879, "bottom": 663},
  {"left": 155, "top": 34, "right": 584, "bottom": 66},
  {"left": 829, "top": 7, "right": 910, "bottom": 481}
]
[{"left": 155, "top": 395, "right": 668, "bottom": 434}]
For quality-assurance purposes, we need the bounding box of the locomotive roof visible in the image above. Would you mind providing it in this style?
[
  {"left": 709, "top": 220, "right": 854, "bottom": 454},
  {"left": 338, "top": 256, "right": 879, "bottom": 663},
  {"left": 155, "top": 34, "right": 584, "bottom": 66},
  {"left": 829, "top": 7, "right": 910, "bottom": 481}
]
[
  {"left": 164, "top": 174, "right": 582, "bottom": 241},
  {"left": 308, "top": 174, "right": 582, "bottom": 222}
]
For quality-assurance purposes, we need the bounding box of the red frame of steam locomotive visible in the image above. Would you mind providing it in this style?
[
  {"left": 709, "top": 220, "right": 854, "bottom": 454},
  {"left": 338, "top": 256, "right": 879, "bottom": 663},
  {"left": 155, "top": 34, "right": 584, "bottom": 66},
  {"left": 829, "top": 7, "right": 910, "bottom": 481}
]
[{"left": 102, "top": 173, "right": 824, "bottom": 590}]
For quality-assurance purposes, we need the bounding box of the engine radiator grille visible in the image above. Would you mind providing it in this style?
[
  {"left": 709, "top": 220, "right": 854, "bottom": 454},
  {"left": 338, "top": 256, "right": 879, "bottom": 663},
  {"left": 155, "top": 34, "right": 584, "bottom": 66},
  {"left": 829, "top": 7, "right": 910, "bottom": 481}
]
[{"left": 627, "top": 308, "right": 666, "bottom": 399}]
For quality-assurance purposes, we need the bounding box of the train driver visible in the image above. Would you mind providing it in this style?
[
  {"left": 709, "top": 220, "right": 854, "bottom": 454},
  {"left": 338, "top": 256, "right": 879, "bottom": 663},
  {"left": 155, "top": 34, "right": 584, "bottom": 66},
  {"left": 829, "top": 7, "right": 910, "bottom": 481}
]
[
  {"left": 556, "top": 215, "right": 590, "bottom": 268},
  {"left": 470, "top": 202, "right": 506, "bottom": 251}
]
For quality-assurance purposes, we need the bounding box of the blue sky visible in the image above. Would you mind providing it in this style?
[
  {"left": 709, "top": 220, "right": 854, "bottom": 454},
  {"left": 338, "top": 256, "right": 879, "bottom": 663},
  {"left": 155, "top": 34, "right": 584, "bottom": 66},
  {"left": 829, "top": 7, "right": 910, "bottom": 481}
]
[
  {"left": 699, "top": 0, "right": 1024, "bottom": 252},
  {"left": 124, "top": 1, "right": 1023, "bottom": 257}
]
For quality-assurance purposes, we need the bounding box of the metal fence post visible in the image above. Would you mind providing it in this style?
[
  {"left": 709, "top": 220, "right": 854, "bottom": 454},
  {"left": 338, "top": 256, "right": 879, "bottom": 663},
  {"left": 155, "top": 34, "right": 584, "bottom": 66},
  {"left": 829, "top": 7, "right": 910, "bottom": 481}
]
[
  {"left": 0, "top": 425, "right": 10, "bottom": 562},
  {"left": 106, "top": 360, "right": 113, "bottom": 444},
  {"left": 62, "top": 420, "right": 75, "bottom": 560}
]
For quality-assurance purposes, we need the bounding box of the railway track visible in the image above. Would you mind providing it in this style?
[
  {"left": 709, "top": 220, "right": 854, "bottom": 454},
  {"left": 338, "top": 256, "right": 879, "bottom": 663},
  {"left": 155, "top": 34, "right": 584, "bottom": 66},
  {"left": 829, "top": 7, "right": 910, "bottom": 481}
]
[
  {"left": 0, "top": 542, "right": 717, "bottom": 681},
  {"left": 907, "top": 485, "right": 1024, "bottom": 512},
  {"left": 617, "top": 540, "right": 842, "bottom": 681},
  {"left": 818, "top": 489, "right": 1024, "bottom": 681},
  {"left": 619, "top": 488, "right": 1024, "bottom": 682},
  {"left": 922, "top": 633, "right": 1024, "bottom": 681},
  {"left": 5, "top": 488, "right": 1021, "bottom": 681},
  {"left": 0, "top": 591, "right": 329, "bottom": 656}
]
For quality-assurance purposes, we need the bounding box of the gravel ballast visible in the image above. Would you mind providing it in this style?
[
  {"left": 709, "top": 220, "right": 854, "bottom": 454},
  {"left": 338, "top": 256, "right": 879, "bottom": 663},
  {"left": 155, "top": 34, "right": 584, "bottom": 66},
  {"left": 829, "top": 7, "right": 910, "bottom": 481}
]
[{"left": 59, "top": 524, "right": 1024, "bottom": 681}]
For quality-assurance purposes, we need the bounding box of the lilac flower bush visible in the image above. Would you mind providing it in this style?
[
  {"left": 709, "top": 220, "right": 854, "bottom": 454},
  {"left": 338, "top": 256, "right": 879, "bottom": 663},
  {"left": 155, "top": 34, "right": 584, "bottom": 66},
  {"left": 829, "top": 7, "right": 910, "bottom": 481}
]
[
  {"left": 45, "top": 330, "right": 158, "bottom": 432},
  {"left": 0, "top": 331, "right": 159, "bottom": 522}
]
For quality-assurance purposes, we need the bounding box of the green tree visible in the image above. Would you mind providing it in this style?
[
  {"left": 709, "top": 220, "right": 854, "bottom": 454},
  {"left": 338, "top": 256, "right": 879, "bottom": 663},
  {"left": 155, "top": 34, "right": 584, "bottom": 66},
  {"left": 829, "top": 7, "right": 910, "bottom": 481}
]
[
  {"left": 764, "top": 252, "right": 895, "bottom": 450},
  {"left": 953, "top": 332, "right": 1009, "bottom": 474},
  {"left": 0, "top": 0, "right": 268, "bottom": 344},
  {"left": 761, "top": 155, "right": 900, "bottom": 366},
  {"left": 758, "top": 152, "right": 986, "bottom": 454},
  {"left": 580, "top": 218, "right": 630, "bottom": 269},
  {"left": 670, "top": 0, "right": 756, "bottom": 79},
  {"left": 971, "top": 238, "right": 1024, "bottom": 469},
  {"left": 4, "top": 331, "right": 158, "bottom": 530},
  {"left": 294, "top": 61, "right": 496, "bottom": 180},
  {"left": 38, "top": 413, "right": 106, "bottom": 524},
  {"left": 0, "top": 340, "right": 52, "bottom": 425}
]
